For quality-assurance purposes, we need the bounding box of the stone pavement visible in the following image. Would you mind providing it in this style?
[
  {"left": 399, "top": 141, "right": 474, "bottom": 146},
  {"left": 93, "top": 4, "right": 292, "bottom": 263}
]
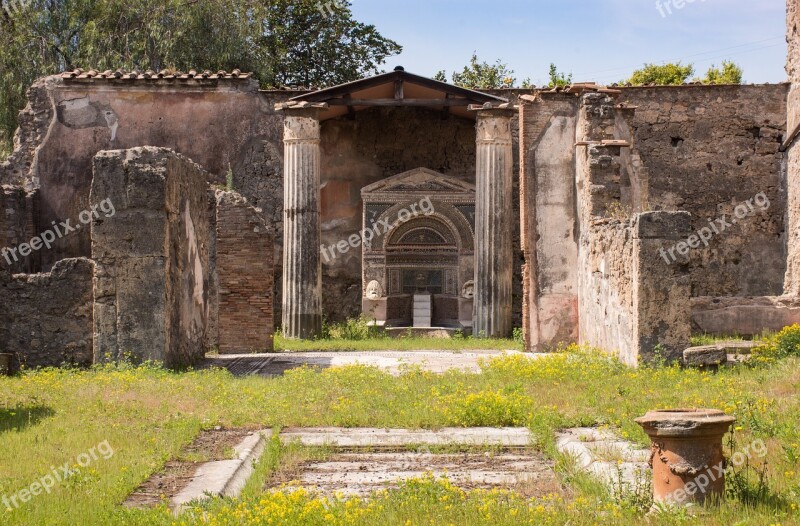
[
  {"left": 282, "top": 452, "right": 555, "bottom": 497},
  {"left": 206, "top": 350, "right": 526, "bottom": 377},
  {"left": 144, "top": 426, "right": 652, "bottom": 511},
  {"left": 274, "top": 427, "right": 556, "bottom": 497},
  {"left": 555, "top": 427, "right": 650, "bottom": 492}
]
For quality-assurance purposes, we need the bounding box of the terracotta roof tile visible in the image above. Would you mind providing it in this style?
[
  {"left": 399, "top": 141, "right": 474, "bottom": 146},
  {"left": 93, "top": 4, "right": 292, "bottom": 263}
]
[{"left": 61, "top": 68, "right": 252, "bottom": 81}]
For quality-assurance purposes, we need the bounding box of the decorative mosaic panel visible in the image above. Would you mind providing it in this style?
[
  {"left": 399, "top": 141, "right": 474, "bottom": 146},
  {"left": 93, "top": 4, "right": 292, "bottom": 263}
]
[
  {"left": 456, "top": 205, "right": 476, "bottom": 232},
  {"left": 365, "top": 204, "right": 392, "bottom": 229}
]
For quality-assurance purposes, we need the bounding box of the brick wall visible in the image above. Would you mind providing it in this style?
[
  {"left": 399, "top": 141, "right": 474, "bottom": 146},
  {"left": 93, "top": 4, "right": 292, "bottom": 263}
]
[{"left": 215, "top": 191, "right": 274, "bottom": 353}]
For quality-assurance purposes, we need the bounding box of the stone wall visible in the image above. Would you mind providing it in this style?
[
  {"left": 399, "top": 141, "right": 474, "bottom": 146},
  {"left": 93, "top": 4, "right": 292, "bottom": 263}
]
[
  {"left": 787, "top": 0, "right": 800, "bottom": 296},
  {"left": 619, "top": 85, "right": 787, "bottom": 297},
  {"left": 574, "top": 93, "right": 691, "bottom": 364},
  {"left": 0, "top": 74, "right": 791, "bottom": 337},
  {"left": 0, "top": 185, "right": 39, "bottom": 273},
  {"left": 0, "top": 258, "right": 93, "bottom": 369},
  {"left": 215, "top": 191, "right": 274, "bottom": 353},
  {"left": 0, "top": 75, "right": 289, "bottom": 274},
  {"left": 91, "top": 147, "right": 210, "bottom": 368}
]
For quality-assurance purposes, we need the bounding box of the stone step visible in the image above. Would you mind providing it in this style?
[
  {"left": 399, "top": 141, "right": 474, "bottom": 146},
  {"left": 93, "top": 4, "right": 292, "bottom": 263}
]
[
  {"left": 170, "top": 431, "right": 267, "bottom": 514},
  {"left": 279, "top": 427, "right": 535, "bottom": 448},
  {"left": 683, "top": 340, "right": 761, "bottom": 367}
]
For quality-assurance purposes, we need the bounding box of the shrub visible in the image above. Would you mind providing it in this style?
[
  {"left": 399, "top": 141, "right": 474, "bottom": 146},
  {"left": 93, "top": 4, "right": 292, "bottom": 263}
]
[
  {"left": 324, "top": 316, "right": 383, "bottom": 341},
  {"left": 751, "top": 324, "right": 800, "bottom": 364}
]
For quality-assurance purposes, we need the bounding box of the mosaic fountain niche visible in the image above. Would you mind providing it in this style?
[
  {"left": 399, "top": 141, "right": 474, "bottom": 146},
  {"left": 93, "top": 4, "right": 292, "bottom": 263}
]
[{"left": 361, "top": 168, "right": 476, "bottom": 333}]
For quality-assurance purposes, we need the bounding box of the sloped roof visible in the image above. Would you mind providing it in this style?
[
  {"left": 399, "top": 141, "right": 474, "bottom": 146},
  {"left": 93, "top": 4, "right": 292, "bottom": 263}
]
[{"left": 291, "top": 67, "right": 507, "bottom": 120}]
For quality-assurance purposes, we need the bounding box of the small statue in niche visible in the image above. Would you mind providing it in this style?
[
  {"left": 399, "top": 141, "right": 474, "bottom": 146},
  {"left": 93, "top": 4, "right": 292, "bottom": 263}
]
[
  {"left": 365, "top": 280, "right": 384, "bottom": 300},
  {"left": 462, "top": 280, "right": 474, "bottom": 299}
]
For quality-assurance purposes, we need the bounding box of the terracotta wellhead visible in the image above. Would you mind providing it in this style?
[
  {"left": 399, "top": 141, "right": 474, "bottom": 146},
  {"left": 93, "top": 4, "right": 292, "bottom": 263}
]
[{"left": 635, "top": 409, "right": 736, "bottom": 506}]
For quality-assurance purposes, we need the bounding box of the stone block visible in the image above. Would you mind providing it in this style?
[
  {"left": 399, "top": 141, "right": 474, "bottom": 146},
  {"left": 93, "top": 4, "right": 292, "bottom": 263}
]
[
  {"left": 91, "top": 147, "right": 210, "bottom": 368},
  {"left": 691, "top": 296, "right": 800, "bottom": 336},
  {"left": 683, "top": 346, "right": 728, "bottom": 367}
]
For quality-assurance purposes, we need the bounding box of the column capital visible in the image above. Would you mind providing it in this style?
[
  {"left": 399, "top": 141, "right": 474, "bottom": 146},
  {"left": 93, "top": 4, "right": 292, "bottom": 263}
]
[
  {"left": 281, "top": 109, "right": 322, "bottom": 143},
  {"left": 474, "top": 107, "right": 515, "bottom": 145}
]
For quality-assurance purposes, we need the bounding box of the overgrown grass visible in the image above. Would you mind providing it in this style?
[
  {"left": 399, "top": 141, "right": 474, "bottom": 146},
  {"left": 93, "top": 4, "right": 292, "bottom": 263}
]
[
  {"left": 0, "top": 349, "right": 799, "bottom": 524},
  {"left": 691, "top": 333, "right": 747, "bottom": 346},
  {"left": 276, "top": 334, "right": 523, "bottom": 352},
  {"left": 275, "top": 316, "right": 524, "bottom": 351},
  {"left": 691, "top": 330, "right": 775, "bottom": 347}
]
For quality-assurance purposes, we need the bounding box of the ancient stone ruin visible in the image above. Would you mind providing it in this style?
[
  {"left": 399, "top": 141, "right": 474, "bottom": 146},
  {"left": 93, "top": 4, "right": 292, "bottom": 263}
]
[{"left": 0, "top": 52, "right": 798, "bottom": 368}]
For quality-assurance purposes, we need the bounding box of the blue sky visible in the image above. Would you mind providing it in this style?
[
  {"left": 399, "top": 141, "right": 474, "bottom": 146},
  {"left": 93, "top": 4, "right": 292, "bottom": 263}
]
[{"left": 349, "top": 0, "right": 787, "bottom": 85}]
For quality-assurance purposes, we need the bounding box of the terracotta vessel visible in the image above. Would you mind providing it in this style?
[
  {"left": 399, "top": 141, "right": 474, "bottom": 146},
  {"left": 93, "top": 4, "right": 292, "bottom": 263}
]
[{"left": 636, "top": 409, "right": 735, "bottom": 506}]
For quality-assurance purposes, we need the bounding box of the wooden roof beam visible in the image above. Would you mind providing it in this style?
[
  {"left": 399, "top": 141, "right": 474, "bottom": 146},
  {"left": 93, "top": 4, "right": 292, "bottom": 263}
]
[{"left": 326, "top": 98, "right": 472, "bottom": 107}]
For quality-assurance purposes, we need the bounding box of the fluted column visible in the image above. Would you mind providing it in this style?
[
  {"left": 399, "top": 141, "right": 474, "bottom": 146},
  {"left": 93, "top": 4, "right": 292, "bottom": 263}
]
[
  {"left": 473, "top": 107, "right": 516, "bottom": 338},
  {"left": 279, "top": 105, "right": 324, "bottom": 339}
]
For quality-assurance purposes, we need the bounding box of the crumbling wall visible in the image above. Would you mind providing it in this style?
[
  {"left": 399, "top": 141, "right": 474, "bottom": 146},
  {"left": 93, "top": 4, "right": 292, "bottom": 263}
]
[
  {"left": 787, "top": 1, "right": 800, "bottom": 296},
  {"left": 619, "top": 85, "right": 787, "bottom": 297},
  {"left": 0, "top": 77, "right": 57, "bottom": 187},
  {"left": 0, "top": 75, "right": 289, "bottom": 274},
  {"left": 575, "top": 93, "right": 691, "bottom": 365},
  {"left": 0, "top": 185, "right": 39, "bottom": 273},
  {"left": 0, "top": 258, "right": 93, "bottom": 369},
  {"left": 91, "top": 147, "right": 209, "bottom": 368},
  {"left": 2, "top": 74, "right": 790, "bottom": 337},
  {"left": 215, "top": 190, "right": 274, "bottom": 353}
]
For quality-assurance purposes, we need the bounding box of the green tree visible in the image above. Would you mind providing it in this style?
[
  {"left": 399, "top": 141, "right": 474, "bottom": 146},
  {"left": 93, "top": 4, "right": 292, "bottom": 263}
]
[
  {"left": 448, "top": 53, "right": 516, "bottom": 89},
  {"left": 547, "top": 63, "right": 572, "bottom": 88},
  {"left": 625, "top": 62, "right": 695, "bottom": 85},
  {"left": 701, "top": 61, "right": 743, "bottom": 85},
  {"left": 0, "top": 0, "right": 401, "bottom": 152}
]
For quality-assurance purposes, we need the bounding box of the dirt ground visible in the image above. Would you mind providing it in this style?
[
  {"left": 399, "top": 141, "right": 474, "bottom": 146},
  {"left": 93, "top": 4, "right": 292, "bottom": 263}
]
[{"left": 123, "top": 428, "right": 254, "bottom": 508}]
